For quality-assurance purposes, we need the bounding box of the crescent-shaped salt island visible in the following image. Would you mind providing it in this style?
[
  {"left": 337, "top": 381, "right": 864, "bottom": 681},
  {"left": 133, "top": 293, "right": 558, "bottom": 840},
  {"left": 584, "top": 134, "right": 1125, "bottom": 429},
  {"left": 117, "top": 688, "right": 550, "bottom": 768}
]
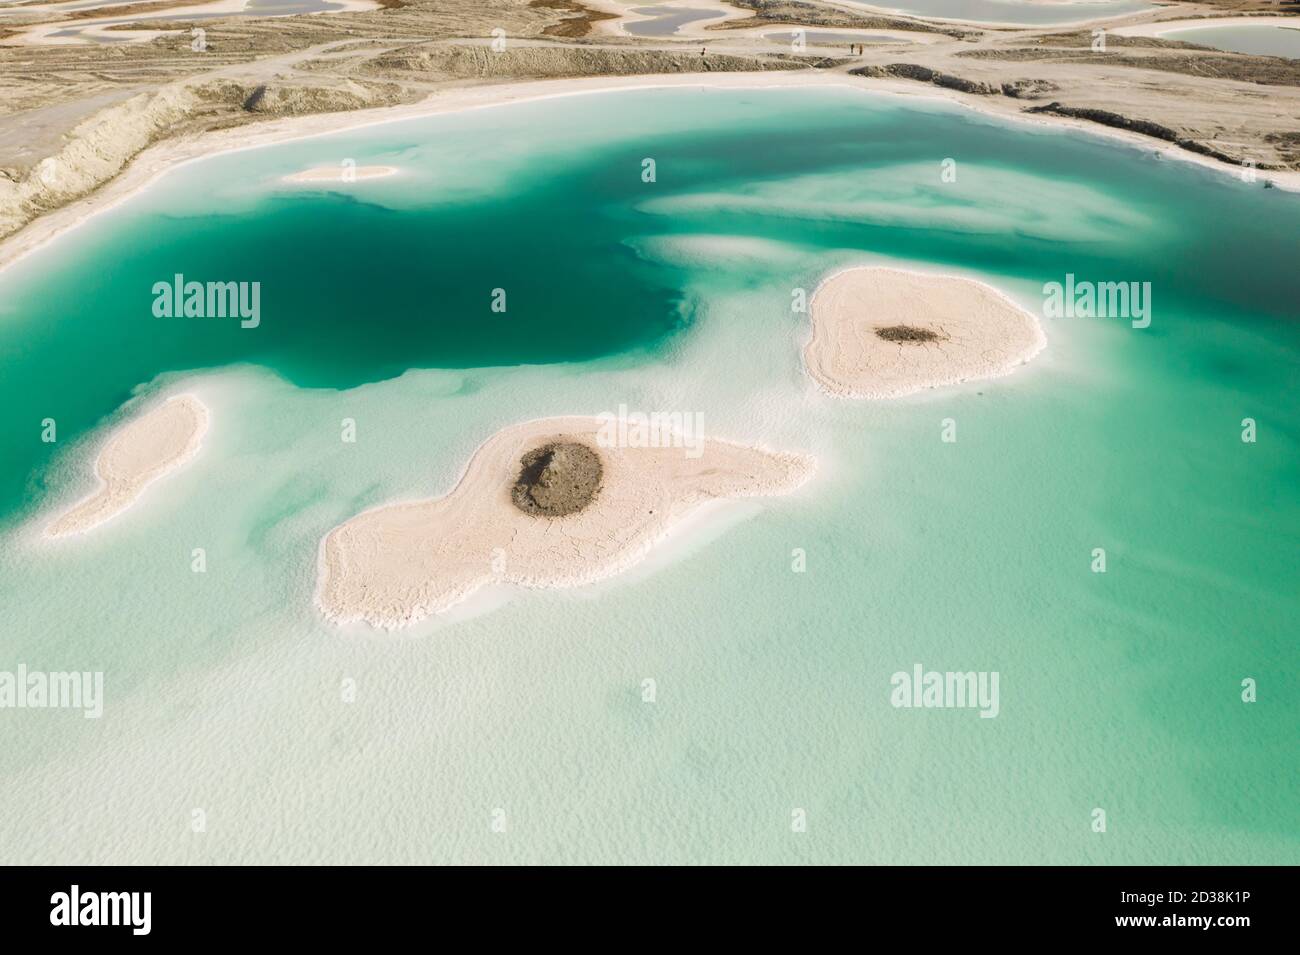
[
  {"left": 45, "top": 393, "right": 210, "bottom": 539},
  {"left": 317, "top": 416, "right": 815, "bottom": 629},
  {"left": 804, "top": 267, "right": 1046, "bottom": 399}
]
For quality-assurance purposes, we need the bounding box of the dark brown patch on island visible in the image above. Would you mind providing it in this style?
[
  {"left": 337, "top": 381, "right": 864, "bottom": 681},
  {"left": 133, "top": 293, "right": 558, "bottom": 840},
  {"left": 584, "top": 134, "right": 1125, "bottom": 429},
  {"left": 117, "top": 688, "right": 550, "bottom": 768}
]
[
  {"left": 875, "top": 324, "right": 944, "bottom": 343},
  {"left": 511, "top": 441, "right": 603, "bottom": 517}
]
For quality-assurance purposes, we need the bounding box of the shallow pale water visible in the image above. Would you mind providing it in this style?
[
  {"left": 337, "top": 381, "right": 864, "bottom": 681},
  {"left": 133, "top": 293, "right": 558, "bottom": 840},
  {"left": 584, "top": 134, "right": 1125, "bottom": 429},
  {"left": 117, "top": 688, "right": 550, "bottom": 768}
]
[
  {"left": 842, "top": 0, "right": 1153, "bottom": 26},
  {"left": 0, "top": 87, "right": 1296, "bottom": 864},
  {"left": 24, "top": 0, "right": 356, "bottom": 45},
  {"left": 625, "top": 6, "right": 722, "bottom": 37},
  {"left": 1163, "top": 23, "right": 1300, "bottom": 60}
]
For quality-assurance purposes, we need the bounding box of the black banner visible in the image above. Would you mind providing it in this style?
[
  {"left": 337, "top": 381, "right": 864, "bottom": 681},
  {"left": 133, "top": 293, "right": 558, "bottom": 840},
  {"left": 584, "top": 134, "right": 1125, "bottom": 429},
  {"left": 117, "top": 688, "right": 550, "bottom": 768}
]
[{"left": 1, "top": 866, "right": 1288, "bottom": 942}]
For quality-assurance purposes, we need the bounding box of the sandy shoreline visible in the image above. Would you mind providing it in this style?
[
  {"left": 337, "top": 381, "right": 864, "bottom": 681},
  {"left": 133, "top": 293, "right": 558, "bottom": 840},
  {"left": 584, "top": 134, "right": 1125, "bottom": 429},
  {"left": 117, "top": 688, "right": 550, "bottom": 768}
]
[
  {"left": 44, "top": 392, "right": 209, "bottom": 539},
  {"left": 317, "top": 415, "right": 815, "bottom": 629},
  {"left": 804, "top": 266, "right": 1046, "bottom": 399},
  {"left": 2, "top": 69, "right": 1297, "bottom": 277}
]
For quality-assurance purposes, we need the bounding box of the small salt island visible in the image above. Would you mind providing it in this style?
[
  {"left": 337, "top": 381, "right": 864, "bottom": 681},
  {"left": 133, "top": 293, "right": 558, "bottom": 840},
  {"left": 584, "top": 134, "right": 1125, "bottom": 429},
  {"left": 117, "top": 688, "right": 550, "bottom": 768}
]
[
  {"left": 803, "top": 266, "right": 1045, "bottom": 399},
  {"left": 45, "top": 393, "right": 209, "bottom": 539},
  {"left": 317, "top": 416, "right": 814, "bottom": 628},
  {"left": 282, "top": 164, "right": 398, "bottom": 184}
]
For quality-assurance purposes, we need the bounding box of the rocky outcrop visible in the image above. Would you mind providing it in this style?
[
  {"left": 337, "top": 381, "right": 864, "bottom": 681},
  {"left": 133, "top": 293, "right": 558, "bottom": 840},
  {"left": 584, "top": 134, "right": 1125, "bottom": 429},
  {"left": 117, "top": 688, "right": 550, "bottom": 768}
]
[
  {"left": 851, "top": 63, "right": 998, "bottom": 95},
  {"left": 1000, "top": 78, "right": 1059, "bottom": 99},
  {"left": 363, "top": 44, "right": 832, "bottom": 80},
  {"left": 1022, "top": 101, "right": 1275, "bottom": 168},
  {"left": 196, "top": 77, "right": 411, "bottom": 115}
]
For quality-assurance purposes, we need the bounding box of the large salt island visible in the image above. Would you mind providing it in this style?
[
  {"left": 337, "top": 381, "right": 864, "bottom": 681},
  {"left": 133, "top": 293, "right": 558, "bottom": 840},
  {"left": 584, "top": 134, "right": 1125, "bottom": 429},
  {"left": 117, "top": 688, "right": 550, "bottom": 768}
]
[
  {"left": 804, "top": 266, "right": 1046, "bottom": 399},
  {"left": 317, "top": 415, "right": 814, "bottom": 628}
]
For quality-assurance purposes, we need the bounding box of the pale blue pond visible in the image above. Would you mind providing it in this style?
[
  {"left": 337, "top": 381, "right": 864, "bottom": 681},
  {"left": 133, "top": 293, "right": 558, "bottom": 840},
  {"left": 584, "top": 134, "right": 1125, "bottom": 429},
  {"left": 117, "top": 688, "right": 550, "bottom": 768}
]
[
  {"left": 846, "top": 0, "right": 1154, "bottom": 26},
  {"left": 1164, "top": 22, "right": 1300, "bottom": 59}
]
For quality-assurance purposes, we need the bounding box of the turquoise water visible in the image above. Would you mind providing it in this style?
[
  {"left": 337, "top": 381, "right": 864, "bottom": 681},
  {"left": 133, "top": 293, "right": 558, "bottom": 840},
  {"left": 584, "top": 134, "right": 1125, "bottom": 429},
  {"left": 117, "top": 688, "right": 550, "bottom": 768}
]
[
  {"left": 0, "top": 87, "right": 1296, "bottom": 863},
  {"left": 1164, "top": 23, "right": 1300, "bottom": 59}
]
